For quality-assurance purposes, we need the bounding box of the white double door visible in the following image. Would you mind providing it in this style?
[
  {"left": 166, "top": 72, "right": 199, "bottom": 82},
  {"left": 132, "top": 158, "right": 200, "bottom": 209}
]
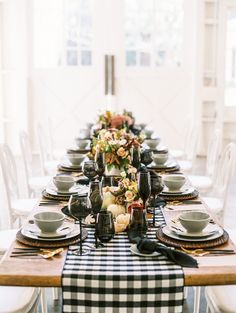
[{"left": 31, "top": 0, "right": 197, "bottom": 150}]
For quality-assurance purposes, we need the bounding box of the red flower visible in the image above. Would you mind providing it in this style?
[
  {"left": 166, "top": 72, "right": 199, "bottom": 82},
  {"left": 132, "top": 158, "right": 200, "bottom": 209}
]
[{"left": 127, "top": 201, "right": 143, "bottom": 214}]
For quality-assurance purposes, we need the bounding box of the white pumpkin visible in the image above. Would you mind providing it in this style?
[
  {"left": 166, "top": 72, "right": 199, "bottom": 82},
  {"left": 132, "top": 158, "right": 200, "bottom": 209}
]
[
  {"left": 114, "top": 222, "right": 127, "bottom": 233},
  {"left": 107, "top": 204, "right": 126, "bottom": 218},
  {"left": 116, "top": 213, "right": 130, "bottom": 228},
  {"left": 102, "top": 192, "right": 116, "bottom": 209}
]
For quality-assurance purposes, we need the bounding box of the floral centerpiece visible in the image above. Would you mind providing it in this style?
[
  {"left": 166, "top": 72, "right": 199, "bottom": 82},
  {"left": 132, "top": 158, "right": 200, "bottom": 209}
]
[
  {"left": 92, "top": 128, "right": 143, "bottom": 175},
  {"left": 102, "top": 173, "right": 142, "bottom": 232},
  {"left": 102, "top": 172, "right": 141, "bottom": 211},
  {"left": 97, "top": 110, "right": 135, "bottom": 131}
]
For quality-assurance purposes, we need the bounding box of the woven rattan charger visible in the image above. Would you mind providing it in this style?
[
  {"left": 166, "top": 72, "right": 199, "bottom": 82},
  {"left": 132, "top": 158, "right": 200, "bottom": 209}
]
[
  {"left": 16, "top": 228, "right": 88, "bottom": 248},
  {"left": 156, "top": 227, "right": 229, "bottom": 249}
]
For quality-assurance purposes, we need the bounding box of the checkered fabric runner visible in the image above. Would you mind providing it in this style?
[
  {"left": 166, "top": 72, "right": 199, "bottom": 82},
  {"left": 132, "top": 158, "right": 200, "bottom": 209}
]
[{"left": 62, "top": 209, "right": 184, "bottom": 313}]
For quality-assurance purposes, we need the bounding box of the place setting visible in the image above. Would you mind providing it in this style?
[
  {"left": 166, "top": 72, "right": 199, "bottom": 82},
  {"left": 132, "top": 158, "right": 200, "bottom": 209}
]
[
  {"left": 15, "top": 211, "right": 88, "bottom": 249},
  {"left": 42, "top": 175, "right": 89, "bottom": 201},
  {"left": 159, "top": 174, "right": 199, "bottom": 200},
  {"left": 156, "top": 210, "right": 231, "bottom": 250},
  {"left": 147, "top": 151, "right": 180, "bottom": 172},
  {"left": 65, "top": 133, "right": 91, "bottom": 155},
  {"left": 58, "top": 152, "right": 85, "bottom": 172}
]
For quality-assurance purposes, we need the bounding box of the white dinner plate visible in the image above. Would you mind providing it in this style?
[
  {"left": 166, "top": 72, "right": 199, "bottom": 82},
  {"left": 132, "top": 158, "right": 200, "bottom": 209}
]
[
  {"left": 21, "top": 223, "right": 80, "bottom": 241},
  {"left": 162, "top": 225, "right": 224, "bottom": 242},
  {"left": 60, "top": 160, "right": 82, "bottom": 170},
  {"left": 46, "top": 185, "right": 88, "bottom": 197},
  {"left": 161, "top": 186, "right": 195, "bottom": 196},
  {"left": 170, "top": 223, "right": 221, "bottom": 238},
  {"left": 22, "top": 222, "right": 74, "bottom": 238},
  {"left": 130, "top": 244, "right": 160, "bottom": 257},
  {"left": 148, "top": 160, "right": 178, "bottom": 169}
]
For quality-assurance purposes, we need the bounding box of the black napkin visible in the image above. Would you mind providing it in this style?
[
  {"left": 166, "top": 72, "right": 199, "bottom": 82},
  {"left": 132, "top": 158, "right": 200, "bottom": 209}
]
[{"left": 128, "top": 229, "right": 198, "bottom": 268}]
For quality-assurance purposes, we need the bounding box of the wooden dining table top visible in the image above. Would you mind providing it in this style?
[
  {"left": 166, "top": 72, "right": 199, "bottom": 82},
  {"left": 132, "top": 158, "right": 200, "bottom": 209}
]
[{"left": 0, "top": 201, "right": 236, "bottom": 288}]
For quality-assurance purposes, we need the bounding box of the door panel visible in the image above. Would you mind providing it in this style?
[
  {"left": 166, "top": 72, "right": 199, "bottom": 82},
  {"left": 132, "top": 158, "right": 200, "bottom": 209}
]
[{"left": 30, "top": 0, "right": 196, "bottom": 150}]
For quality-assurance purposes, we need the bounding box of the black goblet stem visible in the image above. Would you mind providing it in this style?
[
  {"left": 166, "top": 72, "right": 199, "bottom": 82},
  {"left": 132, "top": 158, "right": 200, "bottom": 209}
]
[
  {"left": 142, "top": 198, "right": 147, "bottom": 211},
  {"left": 152, "top": 197, "right": 156, "bottom": 226},
  {"left": 79, "top": 217, "right": 82, "bottom": 255}
]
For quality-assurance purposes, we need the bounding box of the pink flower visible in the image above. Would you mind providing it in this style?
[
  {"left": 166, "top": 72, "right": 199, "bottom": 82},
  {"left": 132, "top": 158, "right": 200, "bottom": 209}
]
[{"left": 110, "top": 115, "right": 133, "bottom": 128}]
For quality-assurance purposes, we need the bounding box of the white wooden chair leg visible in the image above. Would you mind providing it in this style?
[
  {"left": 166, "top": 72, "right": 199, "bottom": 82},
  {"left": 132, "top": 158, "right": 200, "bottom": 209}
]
[
  {"left": 52, "top": 287, "right": 59, "bottom": 300},
  {"left": 194, "top": 286, "right": 201, "bottom": 313},
  {"left": 40, "top": 288, "right": 48, "bottom": 313},
  {"left": 184, "top": 286, "right": 188, "bottom": 299}
]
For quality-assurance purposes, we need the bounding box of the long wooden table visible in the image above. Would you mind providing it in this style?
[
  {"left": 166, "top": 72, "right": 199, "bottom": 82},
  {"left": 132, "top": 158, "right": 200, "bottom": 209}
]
[{"left": 0, "top": 202, "right": 236, "bottom": 288}]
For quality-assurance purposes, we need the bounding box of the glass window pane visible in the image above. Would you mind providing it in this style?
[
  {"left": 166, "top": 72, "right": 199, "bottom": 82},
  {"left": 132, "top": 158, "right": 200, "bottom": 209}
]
[
  {"left": 140, "top": 52, "right": 150, "bottom": 66},
  {"left": 125, "top": 0, "right": 184, "bottom": 68},
  {"left": 67, "top": 50, "right": 78, "bottom": 65},
  {"left": 33, "top": 0, "right": 93, "bottom": 68},
  {"left": 126, "top": 50, "right": 137, "bottom": 66},
  {"left": 225, "top": 9, "right": 236, "bottom": 107},
  {"left": 81, "top": 50, "right": 92, "bottom": 65}
]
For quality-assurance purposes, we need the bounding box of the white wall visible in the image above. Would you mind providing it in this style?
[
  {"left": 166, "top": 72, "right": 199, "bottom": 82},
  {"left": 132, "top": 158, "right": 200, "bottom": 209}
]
[{"left": 0, "top": 0, "right": 28, "bottom": 154}]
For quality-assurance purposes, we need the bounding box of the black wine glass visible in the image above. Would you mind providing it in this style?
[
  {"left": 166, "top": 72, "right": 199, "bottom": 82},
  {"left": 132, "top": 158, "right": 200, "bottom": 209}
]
[
  {"left": 82, "top": 160, "right": 98, "bottom": 181},
  {"left": 95, "top": 151, "right": 105, "bottom": 178},
  {"left": 129, "top": 207, "right": 147, "bottom": 235},
  {"left": 68, "top": 194, "right": 90, "bottom": 255},
  {"left": 131, "top": 146, "right": 141, "bottom": 170},
  {"left": 150, "top": 175, "right": 164, "bottom": 227},
  {"left": 138, "top": 171, "right": 151, "bottom": 211},
  {"left": 140, "top": 149, "right": 153, "bottom": 167},
  {"left": 101, "top": 175, "right": 119, "bottom": 187},
  {"left": 88, "top": 180, "right": 103, "bottom": 215},
  {"left": 95, "top": 210, "right": 115, "bottom": 247}
]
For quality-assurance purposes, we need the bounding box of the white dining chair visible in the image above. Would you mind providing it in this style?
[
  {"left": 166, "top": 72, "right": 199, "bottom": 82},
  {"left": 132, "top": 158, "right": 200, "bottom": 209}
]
[
  {"left": 0, "top": 144, "right": 38, "bottom": 228},
  {"left": 0, "top": 286, "right": 40, "bottom": 313},
  {"left": 0, "top": 228, "right": 48, "bottom": 313},
  {"left": 19, "top": 131, "right": 51, "bottom": 197},
  {"left": 191, "top": 143, "right": 236, "bottom": 313},
  {"left": 202, "top": 142, "right": 236, "bottom": 225},
  {"left": 205, "top": 229, "right": 236, "bottom": 313},
  {"left": 175, "top": 123, "right": 199, "bottom": 172},
  {"left": 188, "top": 128, "right": 222, "bottom": 193},
  {"left": 36, "top": 123, "right": 61, "bottom": 176}
]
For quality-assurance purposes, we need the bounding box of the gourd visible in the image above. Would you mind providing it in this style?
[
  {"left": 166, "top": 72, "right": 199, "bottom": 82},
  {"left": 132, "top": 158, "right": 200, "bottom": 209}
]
[
  {"left": 102, "top": 192, "right": 116, "bottom": 209},
  {"left": 116, "top": 213, "right": 130, "bottom": 227},
  {"left": 114, "top": 213, "right": 130, "bottom": 233},
  {"left": 107, "top": 204, "right": 126, "bottom": 218}
]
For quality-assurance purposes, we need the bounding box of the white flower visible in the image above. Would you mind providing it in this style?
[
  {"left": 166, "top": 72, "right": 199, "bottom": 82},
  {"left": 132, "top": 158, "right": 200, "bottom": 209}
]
[
  {"left": 120, "top": 171, "right": 126, "bottom": 178},
  {"left": 125, "top": 190, "right": 135, "bottom": 202},
  {"left": 109, "top": 140, "right": 118, "bottom": 145},
  {"left": 98, "top": 129, "right": 107, "bottom": 140},
  {"left": 117, "top": 147, "right": 128, "bottom": 158},
  {"left": 104, "top": 131, "right": 112, "bottom": 141},
  {"left": 119, "top": 139, "right": 127, "bottom": 146},
  {"left": 127, "top": 166, "right": 137, "bottom": 174}
]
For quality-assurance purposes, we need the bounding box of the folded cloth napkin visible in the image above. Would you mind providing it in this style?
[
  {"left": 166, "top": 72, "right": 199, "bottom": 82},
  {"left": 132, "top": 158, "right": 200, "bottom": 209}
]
[{"left": 127, "top": 229, "right": 198, "bottom": 268}]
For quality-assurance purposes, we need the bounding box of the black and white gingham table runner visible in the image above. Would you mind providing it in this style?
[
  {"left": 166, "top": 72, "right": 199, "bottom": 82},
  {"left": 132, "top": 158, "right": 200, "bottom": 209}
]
[{"left": 62, "top": 210, "right": 184, "bottom": 313}]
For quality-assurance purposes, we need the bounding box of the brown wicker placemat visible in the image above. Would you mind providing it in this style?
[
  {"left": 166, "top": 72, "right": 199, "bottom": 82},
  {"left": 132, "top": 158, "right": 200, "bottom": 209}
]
[
  {"left": 149, "top": 164, "right": 180, "bottom": 173},
  {"left": 67, "top": 148, "right": 90, "bottom": 154},
  {"left": 159, "top": 189, "right": 199, "bottom": 201},
  {"left": 16, "top": 228, "right": 88, "bottom": 248},
  {"left": 152, "top": 146, "right": 169, "bottom": 154},
  {"left": 154, "top": 165, "right": 180, "bottom": 173},
  {"left": 58, "top": 165, "right": 82, "bottom": 173},
  {"left": 156, "top": 228, "right": 229, "bottom": 249},
  {"left": 42, "top": 190, "right": 71, "bottom": 201}
]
